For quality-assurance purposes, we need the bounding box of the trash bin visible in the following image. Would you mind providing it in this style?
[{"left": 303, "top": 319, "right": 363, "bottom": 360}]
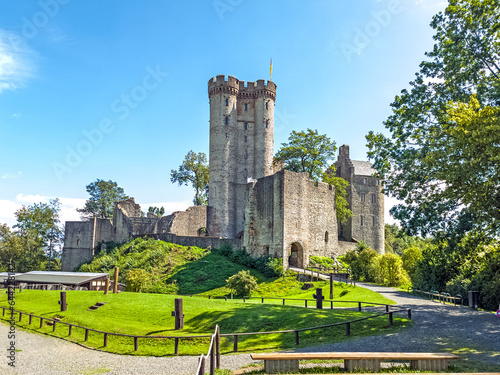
[{"left": 468, "top": 291, "right": 479, "bottom": 309}]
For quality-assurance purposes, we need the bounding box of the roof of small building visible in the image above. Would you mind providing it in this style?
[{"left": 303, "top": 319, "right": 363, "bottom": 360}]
[
  {"left": 351, "top": 160, "right": 377, "bottom": 177},
  {"left": 10, "top": 271, "right": 109, "bottom": 286}
]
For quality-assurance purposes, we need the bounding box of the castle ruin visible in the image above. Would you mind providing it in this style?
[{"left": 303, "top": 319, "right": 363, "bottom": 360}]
[{"left": 62, "top": 75, "right": 384, "bottom": 271}]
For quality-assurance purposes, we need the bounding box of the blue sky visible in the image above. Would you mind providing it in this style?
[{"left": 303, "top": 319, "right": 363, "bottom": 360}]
[{"left": 0, "top": 0, "right": 447, "bottom": 227}]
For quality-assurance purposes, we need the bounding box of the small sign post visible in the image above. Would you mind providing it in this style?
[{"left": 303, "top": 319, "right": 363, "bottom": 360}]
[
  {"left": 58, "top": 291, "right": 67, "bottom": 311},
  {"left": 171, "top": 298, "right": 184, "bottom": 329},
  {"left": 313, "top": 288, "right": 324, "bottom": 309}
]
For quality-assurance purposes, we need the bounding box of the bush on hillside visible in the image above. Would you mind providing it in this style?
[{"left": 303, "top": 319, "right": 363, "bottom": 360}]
[
  {"left": 374, "top": 253, "right": 410, "bottom": 287},
  {"left": 226, "top": 270, "right": 258, "bottom": 297}
]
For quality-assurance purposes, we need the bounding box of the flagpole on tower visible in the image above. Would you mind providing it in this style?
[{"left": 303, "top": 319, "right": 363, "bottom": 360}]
[{"left": 269, "top": 58, "right": 273, "bottom": 81}]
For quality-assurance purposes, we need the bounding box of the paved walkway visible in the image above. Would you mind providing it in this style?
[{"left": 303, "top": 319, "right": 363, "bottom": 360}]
[{"left": 1, "top": 282, "right": 499, "bottom": 374}]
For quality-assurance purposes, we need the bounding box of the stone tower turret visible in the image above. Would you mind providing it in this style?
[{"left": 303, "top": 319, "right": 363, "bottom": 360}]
[{"left": 207, "top": 75, "right": 276, "bottom": 238}]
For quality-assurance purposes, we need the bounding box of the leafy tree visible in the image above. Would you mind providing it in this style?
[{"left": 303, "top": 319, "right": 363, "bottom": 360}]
[
  {"left": 275, "top": 129, "right": 351, "bottom": 222},
  {"left": 274, "top": 129, "right": 337, "bottom": 181},
  {"left": 374, "top": 253, "right": 409, "bottom": 287},
  {"left": 170, "top": 151, "right": 209, "bottom": 206},
  {"left": 343, "top": 246, "right": 379, "bottom": 282},
  {"left": 226, "top": 270, "right": 258, "bottom": 297},
  {"left": 402, "top": 246, "right": 423, "bottom": 280},
  {"left": 148, "top": 206, "right": 165, "bottom": 217},
  {"left": 366, "top": 0, "right": 500, "bottom": 236},
  {"left": 77, "top": 179, "right": 129, "bottom": 220}
]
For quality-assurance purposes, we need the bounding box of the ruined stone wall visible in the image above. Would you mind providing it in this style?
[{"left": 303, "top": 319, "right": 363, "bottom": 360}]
[
  {"left": 338, "top": 240, "right": 358, "bottom": 255},
  {"left": 242, "top": 173, "right": 284, "bottom": 258},
  {"left": 61, "top": 221, "right": 95, "bottom": 271},
  {"left": 165, "top": 206, "right": 207, "bottom": 236},
  {"left": 282, "top": 170, "right": 338, "bottom": 268},
  {"left": 243, "top": 170, "right": 338, "bottom": 268}
]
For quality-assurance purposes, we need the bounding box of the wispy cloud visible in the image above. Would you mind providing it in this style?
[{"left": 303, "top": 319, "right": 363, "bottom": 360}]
[
  {"left": 0, "top": 29, "right": 36, "bottom": 94},
  {"left": 1, "top": 171, "right": 22, "bottom": 179}
]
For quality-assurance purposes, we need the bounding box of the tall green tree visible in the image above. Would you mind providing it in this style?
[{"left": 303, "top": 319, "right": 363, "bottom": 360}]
[
  {"left": 148, "top": 206, "right": 165, "bottom": 217},
  {"left": 170, "top": 151, "right": 209, "bottom": 206},
  {"left": 77, "top": 179, "right": 129, "bottom": 220},
  {"left": 275, "top": 129, "right": 352, "bottom": 223},
  {"left": 274, "top": 129, "right": 337, "bottom": 181},
  {"left": 366, "top": 0, "right": 500, "bottom": 236}
]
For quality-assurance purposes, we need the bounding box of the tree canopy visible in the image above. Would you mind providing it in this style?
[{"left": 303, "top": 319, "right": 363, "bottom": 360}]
[
  {"left": 274, "top": 129, "right": 337, "bottom": 181},
  {"left": 366, "top": 0, "right": 500, "bottom": 236},
  {"left": 170, "top": 151, "right": 209, "bottom": 206},
  {"left": 77, "top": 179, "right": 129, "bottom": 220}
]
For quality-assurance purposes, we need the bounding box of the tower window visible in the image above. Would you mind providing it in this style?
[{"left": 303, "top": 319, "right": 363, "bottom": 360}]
[
  {"left": 372, "top": 216, "right": 376, "bottom": 226},
  {"left": 225, "top": 98, "right": 228, "bottom": 106},
  {"left": 363, "top": 178, "right": 367, "bottom": 184},
  {"left": 265, "top": 101, "right": 268, "bottom": 110},
  {"left": 371, "top": 194, "right": 376, "bottom": 203},
  {"left": 266, "top": 120, "right": 269, "bottom": 128},
  {"left": 225, "top": 116, "right": 229, "bottom": 125},
  {"left": 360, "top": 215, "right": 364, "bottom": 226},
  {"left": 244, "top": 122, "right": 248, "bottom": 130},
  {"left": 376, "top": 179, "right": 380, "bottom": 185},
  {"left": 325, "top": 231, "right": 329, "bottom": 243},
  {"left": 245, "top": 103, "right": 248, "bottom": 111},
  {"left": 360, "top": 193, "right": 366, "bottom": 202},
  {"left": 244, "top": 136, "right": 247, "bottom": 143}
]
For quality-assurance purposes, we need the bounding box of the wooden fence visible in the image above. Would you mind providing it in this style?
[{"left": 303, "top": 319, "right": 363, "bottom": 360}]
[
  {"left": 0, "top": 304, "right": 411, "bottom": 356},
  {"left": 409, "top": 288, "right": 463, "bottom": 305},
  {"left": 195, "top": 325, "right": 220, "bottom": 375}
]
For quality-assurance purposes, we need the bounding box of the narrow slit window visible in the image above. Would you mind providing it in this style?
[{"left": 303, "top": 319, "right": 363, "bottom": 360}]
[
  {"left": 244, "top": 136, "right": 247, "bottom": 143},
  {"left": 265, "top": 101, "right": 268, "bottom": 109},
  {"left": 225, "top": 116, "right": 228, "bottom": 125},
  {"left": 372, "top": 216, "right": 376, "bottom": 226},
  {"left": 266, "top": 120, "right": 269, "bottom": 128},
  {"left": 225, "top": 98, "right": 229, "bottom": 106},
  {"left": 360, "top": 215, "right": 364, "bottom": 226},
  {"left": 371, "top": 194, "right": 376, "bottom": 203},
  {"left": 363, "top": 178, "right": 367, "bottom": 184},
  {"left": 244, "top": 122, "right": 248, "bottom": 130},
  {"left": 245, "top": 103, "right": 248, "bottom": 111},
  {"left": 361, "top": 193, "right": 366, "bottom": 202}
]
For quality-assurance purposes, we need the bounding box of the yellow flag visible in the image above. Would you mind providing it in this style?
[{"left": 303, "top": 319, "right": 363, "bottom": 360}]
[{"left": 270, "top": 58, "right": 273, "bottom": 81}]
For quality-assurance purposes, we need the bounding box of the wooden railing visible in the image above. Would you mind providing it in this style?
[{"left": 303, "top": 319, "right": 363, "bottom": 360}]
[
  {"left": 195, "top": 325, "right": 220, "bottom": 375},
  {"left": 409, "top": 288, "right": 463, "bottom": 306},
  {"left": 1, "top": 304, "right": 411, "bottom": 356}
]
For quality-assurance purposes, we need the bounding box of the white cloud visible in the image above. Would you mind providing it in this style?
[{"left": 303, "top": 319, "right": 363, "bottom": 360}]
[
  {"left": 0, "top": 29, "right": 36, "bottom": 93},
  {"left": 1, "top": 171, "right": 22, "bottom": 179}
]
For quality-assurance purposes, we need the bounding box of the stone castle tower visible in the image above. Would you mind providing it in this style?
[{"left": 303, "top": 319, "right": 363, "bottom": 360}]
[{"left": 207, "top": 75, "right": 277, "bottom": 238}]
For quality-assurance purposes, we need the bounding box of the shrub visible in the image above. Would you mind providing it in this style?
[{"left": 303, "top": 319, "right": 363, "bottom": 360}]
[
  {"left": 374, "top": 253, "right": 410, "bottom": 287},
  {"left": 226, "top": 270, "right": 258, "bottom": 297},
  {"left": 125, "top": 269, "right": 151, "bottom": 292},
  {"left": 344, "top": 248, "right": 379, "bottom": 282},
  {"left": 402, "top": 246, "right": 423, "bottom": 280}
]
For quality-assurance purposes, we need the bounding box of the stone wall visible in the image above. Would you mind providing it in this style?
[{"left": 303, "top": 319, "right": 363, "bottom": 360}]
[
  {"left": 338, "top": 240, "right": 358, "bottom": 255},
  {"left": 61, "top": 220, "right": 95, "bottom": 271},
  {"left": 162, "top": 206, "right": 207, "bottom": 236},
  {"left": 144, "top": 233, "right": 241, "bottom": 251}
]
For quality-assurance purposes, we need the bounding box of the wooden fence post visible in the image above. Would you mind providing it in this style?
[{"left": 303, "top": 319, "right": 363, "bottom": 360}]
[
  {"left": 104, "top": 278, "right": 109, "bottom": 295},
  {"left": 85, "top": 329, "right": 89, "bottom": 341},
  {"left": 358, "top": 302, "right": 362, "bottom": 311},
  {"left": 40, "top": 318, "right": 43, "bottom": 328},
  {"left": 103, "top": 333, "right": 108, "bottom": 347},
  {"left": 113, "top": 267, "right": 119, "bottom": 294},
  {"left": 68, "top": 325, "right": 72, "bottom": 336},
  {"left": 52, "top": 321, "right": 56, "bottom": 332},
  {"left": 233, "top": 335, "right": 238, "bottom": 352},
  {"left": 408, "top": 308, "right": 412, "bottom": 320},
  {"left": 295, "top": 331, "right": 299, "bottom": 345},
  {"left": 134, "top": 337, "right": 138, "bottom": 351},
  {"left": 389, "top": 312, "right": 393, "bottom": 326},
  {"left": 174, "top": 338, "right": 179, "bottom": 354},
  {"left": 29, "top": 314, "right": 32, "bottom": 325},
  {"left": 210, "top": 338, "right": 215, "bottom": 375},
  {"left": 216, "top": 325, "right": 221, "bottom": 369},
  {"left": 60, "top": 291, "right": 67, "bottom": 311},
  {"left": 346, "top": 322, "right": 351, "bottom": 336}
]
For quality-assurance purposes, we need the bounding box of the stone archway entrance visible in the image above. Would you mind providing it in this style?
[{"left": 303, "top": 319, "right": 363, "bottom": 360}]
[{"left": 289, "top": 242, "right": 304, "bottom": 268}]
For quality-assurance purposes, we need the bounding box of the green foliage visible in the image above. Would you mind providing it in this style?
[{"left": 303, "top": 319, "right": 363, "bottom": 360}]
[
  {"left": 212, "top": 246, "right": 284, "bottom": 278},
  {"left": 366, "top": 0, "right": 500, "bottom": 236},
  {"left": 374, "top": 253, "right": 410, "bottom": 287},
  {"left": 147, "top": 206, "right": 165, "bottom": 217},
  {"left": 170, "top": 150, "right": 209, "bottom": 206},
  {"left": 309, "top": 256, "right": 336, "bottom": 269},
  {"left": 77, "top": 179, "right": 129, "bottom": 220},
  {"left": 322, "top": 171, "right": 352, "bottom": 224},
  {"left": 226, "top": 270, "right": 258, "bottom": 296},
  {"left": 402, "top": 246, "right": 423, "bottom": 280},
  {"left": 274, "top": 129, "right": 337, "bottom": 181},
  {"left": 384, "top": 224, "right": 427, "bottom": 257},
  {"left": 125, "top": 269, "right": 151, "bottom": 292},
  {"left": 343, "top": 247, "right": 379, "bottom": 282}
]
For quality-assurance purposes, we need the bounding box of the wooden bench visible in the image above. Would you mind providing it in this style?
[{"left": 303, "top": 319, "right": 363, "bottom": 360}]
[{"left": 250, "top": 352, "right": 461, "bottom": 373}]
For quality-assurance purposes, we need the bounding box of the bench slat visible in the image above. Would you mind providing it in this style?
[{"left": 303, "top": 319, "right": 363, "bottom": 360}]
[{"left": 251, "top": 352, "right": 460, "bottom": 361}]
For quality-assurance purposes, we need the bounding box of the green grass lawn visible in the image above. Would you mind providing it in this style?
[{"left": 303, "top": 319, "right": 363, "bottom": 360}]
[
  {"left": 0, "top": 290, "right": 410, "bottom": 356},
  {"left": 197, "top": 272, "right": 395, "bottom": 308}
]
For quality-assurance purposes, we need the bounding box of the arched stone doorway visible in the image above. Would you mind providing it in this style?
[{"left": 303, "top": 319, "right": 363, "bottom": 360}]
[{"left": 289, "top": 242, "right": 304, "bottom": 268}]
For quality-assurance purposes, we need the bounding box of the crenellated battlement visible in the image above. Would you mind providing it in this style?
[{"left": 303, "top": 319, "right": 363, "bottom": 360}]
[{"left": 208, "top": 75, "right": 276, "bottom": 100}]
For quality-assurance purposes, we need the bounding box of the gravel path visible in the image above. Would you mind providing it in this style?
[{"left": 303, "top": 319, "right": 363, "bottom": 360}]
[{"left": 1, "top": 283, "right": 499, "bottom": 374}]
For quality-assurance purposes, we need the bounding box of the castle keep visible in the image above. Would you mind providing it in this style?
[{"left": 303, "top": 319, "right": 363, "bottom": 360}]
[{"left": 62, "top": 75, "right": 384, "bottom": 271}]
